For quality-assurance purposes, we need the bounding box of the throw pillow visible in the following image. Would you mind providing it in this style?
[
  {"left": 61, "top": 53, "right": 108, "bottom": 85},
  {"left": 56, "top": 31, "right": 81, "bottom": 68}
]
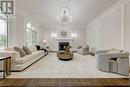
[
  {"left": 14, "top": 47, "right": 26, "bottom": 57},
  {"left": 23, "top": 46, "right": 32, "bottom": 55}
]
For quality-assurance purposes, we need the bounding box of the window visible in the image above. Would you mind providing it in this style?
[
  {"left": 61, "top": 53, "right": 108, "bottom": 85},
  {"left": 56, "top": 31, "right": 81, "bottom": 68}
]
[
  {"left": 0, "top": 18, "right": 7, "bottom": 49},
  {"left": 26, "top": 23, "right": 37, "bottom": 46}
]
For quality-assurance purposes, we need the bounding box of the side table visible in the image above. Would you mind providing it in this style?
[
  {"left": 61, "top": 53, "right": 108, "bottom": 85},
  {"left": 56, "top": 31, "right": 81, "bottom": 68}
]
[{"left": 0, "top": 56, "right": 11, "bottom": 79}]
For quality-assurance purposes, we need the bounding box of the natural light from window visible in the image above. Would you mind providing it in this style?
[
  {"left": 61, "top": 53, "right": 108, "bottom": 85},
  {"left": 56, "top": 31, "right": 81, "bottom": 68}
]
[
  {"left": 0, "top": 18, "right": 7, "bottom": 49},
  {"left": 26, "top": 23, "right": 37, "bottom": 47}
]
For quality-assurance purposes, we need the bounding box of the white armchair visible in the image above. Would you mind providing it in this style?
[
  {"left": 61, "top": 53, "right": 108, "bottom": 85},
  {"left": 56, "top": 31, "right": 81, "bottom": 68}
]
[
  {"left": 96, "top": 49, "right": 129, "bottom": 76},
  {"left": 77, "top": 45, "right": 89, "bottom": 55}
]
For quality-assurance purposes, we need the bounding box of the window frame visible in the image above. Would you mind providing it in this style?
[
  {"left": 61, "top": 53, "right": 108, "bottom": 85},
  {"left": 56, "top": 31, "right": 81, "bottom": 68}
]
[
  {"left": 26, "top": 22, "right": 37, "bottom": 47},
  {"left": 0, "top": 15, "right": 8, "bottom": 49}
]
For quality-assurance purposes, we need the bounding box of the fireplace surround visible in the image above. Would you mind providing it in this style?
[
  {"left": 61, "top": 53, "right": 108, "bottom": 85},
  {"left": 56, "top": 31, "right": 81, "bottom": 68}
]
[
  {"left": 59, "top": 42, "right": 70, "bottom": 51},
  {"left": 55, "top": 38, "right": 74, "bottom": 51}
]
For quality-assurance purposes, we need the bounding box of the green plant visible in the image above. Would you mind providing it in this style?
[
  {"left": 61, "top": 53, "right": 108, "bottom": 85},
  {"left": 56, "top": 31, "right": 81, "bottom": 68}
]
[
  {"left": 0, "top": 34, "right": 6, "bottom": 47},
  {"left": 64, "top": 45, "right": 72, "bottom": 51}
]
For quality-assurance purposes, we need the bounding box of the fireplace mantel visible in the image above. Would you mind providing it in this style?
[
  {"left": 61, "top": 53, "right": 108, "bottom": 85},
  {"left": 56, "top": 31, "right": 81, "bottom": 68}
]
[{"left": 56, "top": 38, "right": 73, "bottom": 41}]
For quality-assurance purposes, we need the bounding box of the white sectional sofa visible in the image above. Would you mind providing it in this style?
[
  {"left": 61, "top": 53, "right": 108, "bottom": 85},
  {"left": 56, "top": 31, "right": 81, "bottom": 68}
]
[
  {"left": 96, "top": 49, "right": 129, "bottom": 76},
  {"left": 0, "top": 47, "right": 45, "bottom": 71}
]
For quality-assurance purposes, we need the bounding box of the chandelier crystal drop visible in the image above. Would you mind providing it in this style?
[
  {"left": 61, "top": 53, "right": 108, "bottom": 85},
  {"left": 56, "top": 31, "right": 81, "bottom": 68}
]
[{"left": 57, "top": 7, "right": 72, "bottom": 25}]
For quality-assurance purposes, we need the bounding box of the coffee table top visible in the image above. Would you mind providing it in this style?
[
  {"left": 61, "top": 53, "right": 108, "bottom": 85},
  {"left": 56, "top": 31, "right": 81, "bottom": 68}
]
[{"left": 57, "top": 52, "right": 73, "bottom": 60}]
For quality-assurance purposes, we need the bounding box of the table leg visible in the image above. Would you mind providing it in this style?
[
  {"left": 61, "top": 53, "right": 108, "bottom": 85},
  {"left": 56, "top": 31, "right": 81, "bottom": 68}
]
[
  {"left": 7, "top": 58, "right": 11, "bottom": 76},
  {"left": 9, "top": 58, "right": 11, "bottom": 75},
  {"left": 0, "top": 57, "right": 11, "bottom": 79},
  {"left": 3, "top": 60, "right": 6, "bottom": 79}
]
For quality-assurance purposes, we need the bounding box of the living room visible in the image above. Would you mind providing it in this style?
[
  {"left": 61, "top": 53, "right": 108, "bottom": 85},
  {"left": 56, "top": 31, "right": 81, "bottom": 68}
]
[{"left": 0, "top": 0, "right": 130, "bottom": 86}]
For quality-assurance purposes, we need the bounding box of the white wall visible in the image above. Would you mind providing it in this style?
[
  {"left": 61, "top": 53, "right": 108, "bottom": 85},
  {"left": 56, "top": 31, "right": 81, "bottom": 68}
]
[
  {"left": 98, "top": 8, "right": 121, "bottom": 49},
  {"left": 86, "top": 0, "right": 130, "bottom": 64},
  {"left": 125, "top": 2, "right": 130, "bottom": 53},
  {"left": 87, "top": 22, "right": 98, "bottom": 50},
  {"left": 87, "top": 0, "right": 129, "bottom": 49},
  {"left": 8, "top": 5, "right": 43, "bottom": 47},
  {"left": 42, "top": 24, "right": 86, "bottom": 51},
  {"left": 14, "top": 9, "right": 26, "bottom": 47}
]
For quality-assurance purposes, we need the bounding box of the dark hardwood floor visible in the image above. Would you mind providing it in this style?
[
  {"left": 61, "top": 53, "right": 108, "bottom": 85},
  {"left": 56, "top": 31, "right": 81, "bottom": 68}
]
[{"left": 0, "top": 78, "right": 130, "bottom": 87}]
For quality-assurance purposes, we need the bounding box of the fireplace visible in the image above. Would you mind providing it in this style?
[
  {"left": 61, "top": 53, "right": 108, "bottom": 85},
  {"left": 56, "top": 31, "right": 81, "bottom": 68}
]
[{"left": 59, "top": 42, "right": 70, "bottom": 51}]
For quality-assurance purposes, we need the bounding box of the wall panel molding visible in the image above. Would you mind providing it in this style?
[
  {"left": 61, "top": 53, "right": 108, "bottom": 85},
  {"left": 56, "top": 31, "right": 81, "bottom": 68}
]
[
  {"left": 121, "top": 3, "right": 125, "bottom": 49},
  {"left": 87, "top": 0, "right": 129, "bottom": 50}
]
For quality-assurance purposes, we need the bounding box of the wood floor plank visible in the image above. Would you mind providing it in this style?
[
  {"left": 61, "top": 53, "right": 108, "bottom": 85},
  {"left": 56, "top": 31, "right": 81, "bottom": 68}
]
[{"left": 0, "top": 78, "right": 130, "bottom": 87}]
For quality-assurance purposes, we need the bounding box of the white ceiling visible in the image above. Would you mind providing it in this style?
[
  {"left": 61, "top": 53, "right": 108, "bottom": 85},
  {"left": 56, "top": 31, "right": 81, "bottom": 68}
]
[{"left": 16, "top": 0, "right": 119, "bottom": 25}]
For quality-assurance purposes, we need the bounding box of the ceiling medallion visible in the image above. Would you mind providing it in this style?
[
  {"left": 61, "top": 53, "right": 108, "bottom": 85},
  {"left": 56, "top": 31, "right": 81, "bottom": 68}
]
[{"left": 57, "top": 7, "right": 72, "bottom": 25}]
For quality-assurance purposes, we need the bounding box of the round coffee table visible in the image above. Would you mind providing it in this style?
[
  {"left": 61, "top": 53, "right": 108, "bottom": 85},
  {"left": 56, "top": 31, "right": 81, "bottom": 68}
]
[{"left": 57, "top": 52, "right": 73, "bottom": 61}]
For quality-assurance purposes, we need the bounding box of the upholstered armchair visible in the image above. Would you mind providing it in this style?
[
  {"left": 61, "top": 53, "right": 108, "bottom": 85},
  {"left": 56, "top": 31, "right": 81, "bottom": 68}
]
[
  {"left": 96, "top": 49, "right": 129, "bottom": 76},
  {"left": 77, "top": 45, "right": 89, "bottom": 55}
]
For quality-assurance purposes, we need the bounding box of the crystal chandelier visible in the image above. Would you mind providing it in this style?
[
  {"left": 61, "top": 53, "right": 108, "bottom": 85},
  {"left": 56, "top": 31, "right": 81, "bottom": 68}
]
[{"left": 57, "top": 7, "right": 72, "bottom": 25}]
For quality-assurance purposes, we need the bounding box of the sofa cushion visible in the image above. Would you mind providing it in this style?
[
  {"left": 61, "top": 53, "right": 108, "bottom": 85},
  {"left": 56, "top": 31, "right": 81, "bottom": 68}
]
[
  {"left": 4, "top": 48, "right": 14, "bottom": 51},
  {"left": 23, "top": 46, "right": 32, "bottom": 55},
  {"left": 14, "top": 47, "right": 26, "bottom": 57},
  {"left": 15, "top": 51, "right": 43, "bottom": 64}
]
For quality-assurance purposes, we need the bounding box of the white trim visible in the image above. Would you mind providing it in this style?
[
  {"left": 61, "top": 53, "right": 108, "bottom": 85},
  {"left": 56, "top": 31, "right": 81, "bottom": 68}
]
[
  {"left": 121, "top": 3, "right": 125, "bottom": 49},
  {"left": 56, "top": 38, "right": 73, "bottom": 41},
  {"left": 96, "top": 22, "right": 99, "bottom": 50},
  {"left": 87, "top": 0, "right": 130, "bottom": 50},
  {"left": 89, "top": 0, "right": 130, "bottom": 25}
]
